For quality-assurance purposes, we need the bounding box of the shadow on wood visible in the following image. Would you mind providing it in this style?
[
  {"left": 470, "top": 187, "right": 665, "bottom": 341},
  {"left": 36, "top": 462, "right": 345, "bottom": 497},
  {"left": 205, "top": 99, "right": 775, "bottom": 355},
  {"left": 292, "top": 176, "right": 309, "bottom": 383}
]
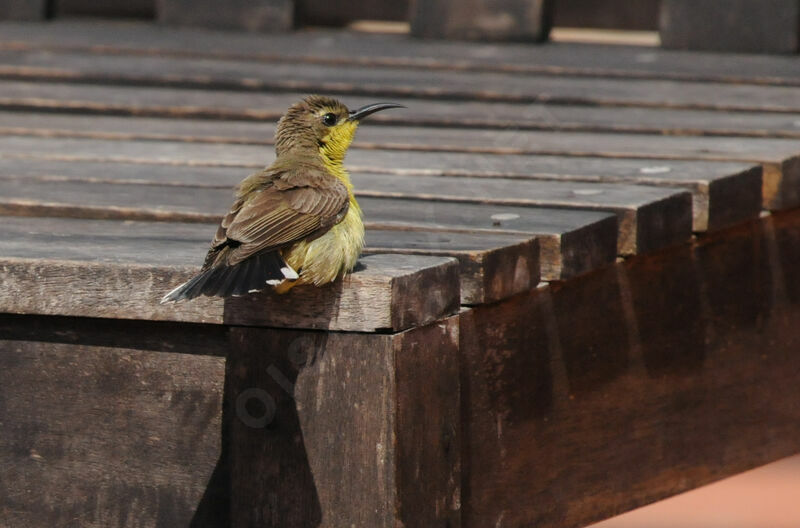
[{"left": 459, "top": 210, "right": 800, "bottom": 528}]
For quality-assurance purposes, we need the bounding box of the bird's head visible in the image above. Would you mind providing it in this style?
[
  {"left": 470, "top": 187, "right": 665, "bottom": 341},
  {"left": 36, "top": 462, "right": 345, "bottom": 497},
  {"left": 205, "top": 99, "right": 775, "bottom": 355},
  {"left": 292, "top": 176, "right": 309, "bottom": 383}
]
[{"left": 275, "top": 95, "right": 404, "bottom": 164}]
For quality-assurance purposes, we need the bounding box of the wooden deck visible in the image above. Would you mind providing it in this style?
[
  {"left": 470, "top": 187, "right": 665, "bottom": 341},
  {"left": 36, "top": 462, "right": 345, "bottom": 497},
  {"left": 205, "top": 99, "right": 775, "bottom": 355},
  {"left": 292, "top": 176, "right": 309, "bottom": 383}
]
[{"left": 1, "top": 20, "right": 799, "bottom": 528}]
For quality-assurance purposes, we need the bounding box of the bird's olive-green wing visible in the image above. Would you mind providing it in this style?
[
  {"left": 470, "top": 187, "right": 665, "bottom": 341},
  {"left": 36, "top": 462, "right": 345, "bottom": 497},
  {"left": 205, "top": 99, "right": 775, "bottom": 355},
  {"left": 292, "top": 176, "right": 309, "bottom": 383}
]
[{"left": 206, "top": 172, "right": 349, "bottom": 268}]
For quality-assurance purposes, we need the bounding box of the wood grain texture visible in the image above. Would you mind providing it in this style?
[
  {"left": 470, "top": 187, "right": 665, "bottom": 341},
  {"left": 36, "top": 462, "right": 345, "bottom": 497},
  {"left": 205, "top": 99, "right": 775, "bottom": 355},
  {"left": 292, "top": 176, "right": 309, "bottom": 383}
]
[
  {"left": 0, "top": 316, "right": 228, "bottom": 527},
  {"left": 0, "top": 216, "right": 460, "bottom": 331},
  {"left": 0, "top": 204, "right": 537, "bottom": 305},
  {"left": 660, "top": 0, "right": 800, "bottom": 54},
  {"left": 458, "top": 210, "right": 800, "bottom": 528},
  {"left": 4, "top": 47, "right": 800, "bottom": 112},
  {"left": 410, "top": 0, "right": 553, "bottom": 41},
  {"left": 227, "top": 316, "right": 460, "bottom": 527},
  {"left": 156, "top": 0, "right": 293, "bottom": 32},
  {"left": 0, "top": 112, "right": 771, "bottom": 221},
  {"left": 8, "top": 84, "right": 800, "bottom": 140},
  {"left": 0, "top": 167, "right": 617, "bottom": 280},
  {"left": 4, "top": 20, "right": 800, "bottom": 86},
  {"left": 0, "top": 135, "right": 693, "bottom": 255}
]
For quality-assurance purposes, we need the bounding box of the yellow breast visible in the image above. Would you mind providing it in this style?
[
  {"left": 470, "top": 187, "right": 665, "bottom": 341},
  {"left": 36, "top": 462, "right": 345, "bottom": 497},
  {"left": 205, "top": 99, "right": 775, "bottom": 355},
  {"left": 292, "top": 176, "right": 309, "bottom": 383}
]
[{"left": 279, "top": 154, "right": 365, "bottom": 290}]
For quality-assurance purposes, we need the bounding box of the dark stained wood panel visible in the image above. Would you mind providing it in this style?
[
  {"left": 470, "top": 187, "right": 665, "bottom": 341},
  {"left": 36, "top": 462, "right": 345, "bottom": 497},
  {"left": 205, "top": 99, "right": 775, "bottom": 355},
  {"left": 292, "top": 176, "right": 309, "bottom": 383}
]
[
  {"left": 227, "top": 317, "right": 460, "bottom": 527},
  {"left": 660, "top": 0, "right": 800, "bottom": 54},
  {"left": 0, "top": 319, "right": 227, "bottom": 527},
  {"left": 3, "top": 20, "right": 800, "bottom": 86},
  {"left": 0, "top": 163, "right": 688, "bottom": 256},
  {"left": 3, "top": 47, "right": 800, "bottom": 112},
  {"left": 459, "top": 210, "right": 800, "bottom": 528}
]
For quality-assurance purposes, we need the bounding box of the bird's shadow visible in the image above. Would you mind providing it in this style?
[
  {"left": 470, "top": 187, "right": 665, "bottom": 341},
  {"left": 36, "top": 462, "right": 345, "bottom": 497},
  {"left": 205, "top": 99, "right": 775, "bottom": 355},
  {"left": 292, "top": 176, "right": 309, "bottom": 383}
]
[{"left": 190, "top": 320, "right": 326, "bottom": 528}]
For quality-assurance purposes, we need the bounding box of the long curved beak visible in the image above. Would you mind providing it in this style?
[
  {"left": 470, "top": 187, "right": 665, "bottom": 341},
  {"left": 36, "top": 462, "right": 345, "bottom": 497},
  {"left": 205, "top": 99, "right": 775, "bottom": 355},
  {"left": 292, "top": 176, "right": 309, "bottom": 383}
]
[{"left": 347, "top": 102, "right": 405, "bottom": 122}]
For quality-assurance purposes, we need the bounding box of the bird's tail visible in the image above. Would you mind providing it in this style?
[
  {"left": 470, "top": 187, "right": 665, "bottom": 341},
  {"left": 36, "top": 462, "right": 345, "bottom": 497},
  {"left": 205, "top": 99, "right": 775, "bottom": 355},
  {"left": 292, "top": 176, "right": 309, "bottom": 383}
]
[{"left": 160, "top": 251, "right": 298, "bottom": 303}]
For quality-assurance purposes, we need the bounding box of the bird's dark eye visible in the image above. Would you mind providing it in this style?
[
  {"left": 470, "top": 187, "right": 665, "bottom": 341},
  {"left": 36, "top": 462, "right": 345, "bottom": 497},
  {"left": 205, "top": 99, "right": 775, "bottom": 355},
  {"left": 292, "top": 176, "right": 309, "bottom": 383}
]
[{"left": 321, "top": 113, "right": 337, "bottom": 126}]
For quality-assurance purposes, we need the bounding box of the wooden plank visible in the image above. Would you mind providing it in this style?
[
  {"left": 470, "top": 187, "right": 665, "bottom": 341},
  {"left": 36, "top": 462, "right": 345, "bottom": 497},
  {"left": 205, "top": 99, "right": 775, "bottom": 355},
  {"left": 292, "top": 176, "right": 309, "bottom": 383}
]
[
  {"left": 660, "top": 0, "right": 800, "bottom": 54},
  {"left": 0, "top": 216, "right": 460, "bottom": 331},
  {"left": 156, "top": 0, "right": 294, "bottom": 32},
  {"left": 0, "top": 170, "right": 614, "bottom": 281},
  {"left": 4, "top": 48, "right": 800, "bottom": 113},
  {"left": 364, "top": 231, "right": 541, "bottom": 305},
  {"left": 409, "top": 0, "right": 553, "bottom": 41},
  {"left": 0, "top": 316, "right": 228, "bottom": 527},
  {"left": 0, "top": 164, "right": 685, "bottom": 256},
  {"left": 3, "top": 20, "right": 800, "bottom": 86},
  {"left": 8, "top": 83, "right": 800, "bottom": 140},
  {"left": 459, "top": 210, "right": 800, "bottom": 527},
  {"left": 227, "top": 316, "right": 461, "bottom": 527}
]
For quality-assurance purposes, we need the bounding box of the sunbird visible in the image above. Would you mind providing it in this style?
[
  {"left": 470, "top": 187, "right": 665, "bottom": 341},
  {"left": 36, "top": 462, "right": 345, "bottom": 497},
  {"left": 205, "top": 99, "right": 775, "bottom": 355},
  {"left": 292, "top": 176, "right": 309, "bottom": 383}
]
[{"left": 161, "top": 95, "right": 403, "bottom": 303}]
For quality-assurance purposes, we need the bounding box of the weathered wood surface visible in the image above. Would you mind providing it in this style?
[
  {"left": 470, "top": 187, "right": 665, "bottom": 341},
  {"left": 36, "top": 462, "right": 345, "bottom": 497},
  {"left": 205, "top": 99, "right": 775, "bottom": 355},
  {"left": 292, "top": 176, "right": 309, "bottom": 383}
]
[
  {"left": 0, "top": 159, "right": 688, "bottom": 256},
  {"left": 4, "top": 47, "right": 800, "bottom": 112},
  {"left": 660, "top": 0, "right": 800, "bottom": 54},
  {"left": 0, "top": 116, "right": 765, "bottom": 232},
  {"left": 0, "top": 162, "right": 616, "bottom": 281},
  {"left": 0, "top": 204, "right": 538, "bottom": 304},
  {"left": 0, "top": 216, "right": 460, "bottom": 331},
  {"left": 156, "top": 0, "right": 294, "bottom": 32},
  {"left": 4, "top": 21, "right": 800, "bottom": 86},
  {"left": 459, "top": 210, "right": 800, "bottom": 528},
  {"left": 410, "top": 0, "right": 553, "bottom": 41},
  {"left": 0, "top": 315, "right": 229, "bottom": 527},
  {"left": 8, "top": 83, "right": 800, "bottom": 140},
  {"left": 227, "top": 316, "right": 460, "bottom": 527}
]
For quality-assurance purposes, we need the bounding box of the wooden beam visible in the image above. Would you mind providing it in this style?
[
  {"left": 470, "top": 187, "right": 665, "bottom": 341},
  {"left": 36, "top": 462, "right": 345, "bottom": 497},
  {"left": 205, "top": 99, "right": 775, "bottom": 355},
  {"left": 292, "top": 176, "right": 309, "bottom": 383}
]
[
  {"left": 227, "top": 317, "right": 461, "bottom": 527},
  {"left": 459, "top": 210, "right": 800, "bottom": 527},
  {"left": 156, "top": 0, "right": 294, "bottom": 32},
  {"left": 660, "top": 0, "right": 800, "bottom": 54}
]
